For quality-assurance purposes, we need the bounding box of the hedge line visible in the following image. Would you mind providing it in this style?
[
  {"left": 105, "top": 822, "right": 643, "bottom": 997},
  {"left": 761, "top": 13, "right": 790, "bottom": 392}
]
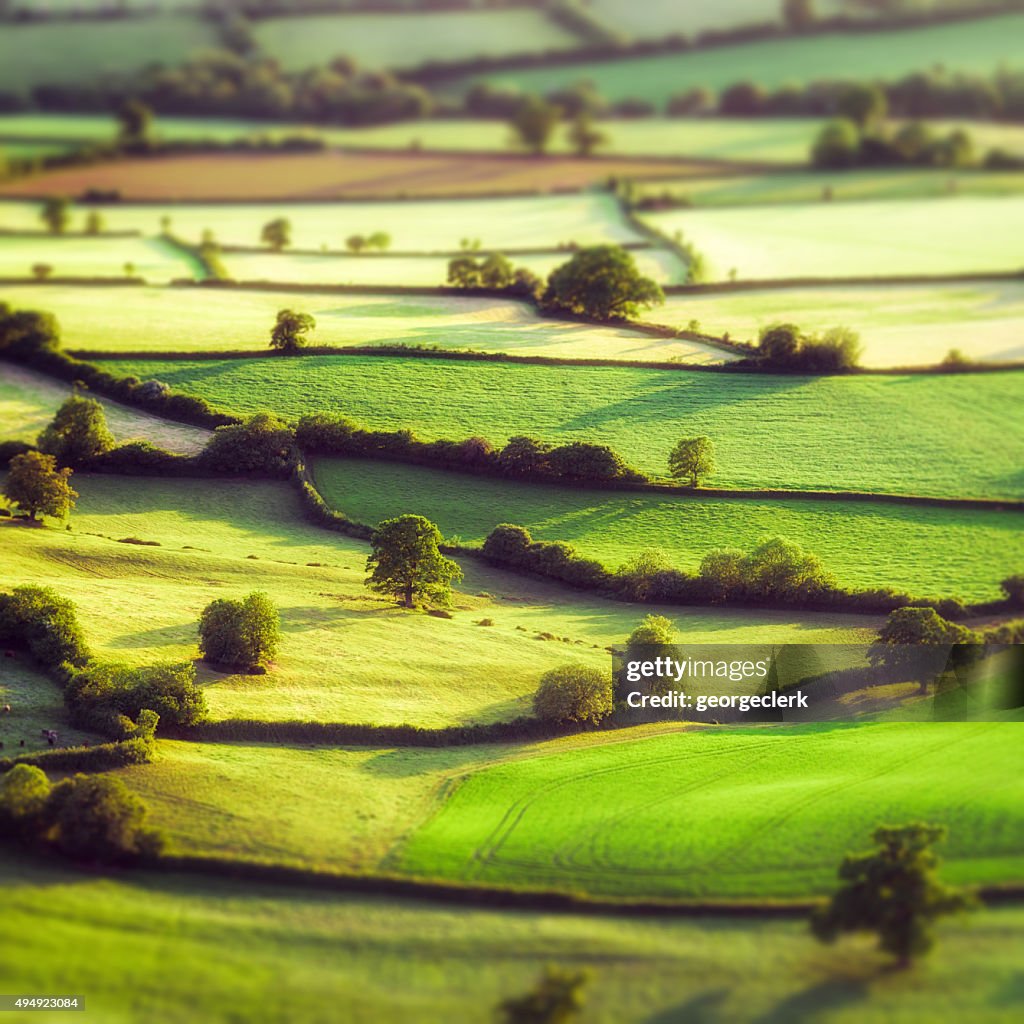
[{"left": 0, "top": 737, "right": 152, "bottom": 775}]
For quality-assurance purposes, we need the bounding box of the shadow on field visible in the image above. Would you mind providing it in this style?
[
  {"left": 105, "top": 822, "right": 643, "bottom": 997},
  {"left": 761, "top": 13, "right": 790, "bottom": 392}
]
[
  {"left": 992, "top": 971, "right": 1024, "bottom": 1008},
  {"left": 752, "top": 977, "right": 868, "bottom": 1023},
  {"left": 362, "top": 746, "right": 499, "bottom": 778},
  {"left": 106, "top": 622, "right": 194, "bottom": 648},
  {"left": 647, "top": 988, "right": 729, "bottom": 1023}
]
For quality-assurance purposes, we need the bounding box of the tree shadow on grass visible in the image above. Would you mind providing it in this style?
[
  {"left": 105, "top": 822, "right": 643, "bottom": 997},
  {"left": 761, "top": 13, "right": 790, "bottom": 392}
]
[
  {"left": 753, "top": 976, "right": 869, "bottom": 1024},
  {"left": 105, "top": 622, "right": 195, "bottom": 648},
  {"left": 646, "top": 988, "right": 730, "bottom": 1023}
]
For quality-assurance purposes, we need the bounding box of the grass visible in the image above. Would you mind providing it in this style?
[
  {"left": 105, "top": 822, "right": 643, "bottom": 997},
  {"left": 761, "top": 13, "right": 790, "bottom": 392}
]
[
  {"left": 4, "top": 852, "right": 1024, "bottom": 1023},
  {"left": 0, "top": 363, "right": 210, "bottom": 454},
  {"left": 641, "top": 195, "right": 1024, "bottom": 281},
  {"left": 454, "top": 12, "right": 1024, "bottom": 104},
  {"left": 0, "top": 283, "right": 731, "bottom": 364},
  {"left": 2, "top": 476, "right": 873, "bottom": 727},
  {"left": 0, "top": 235, "right": 198, "bottom": 283},
  {"left": 311, "top": 458, "right": 1023, "bottom": 602},
  {"left": 0, "top": 660, "right": 100, "bottom": 754},
  {"left": 659, "top": 279, "right": 1024, "bottom": 367},
  {"left": 397, "top": 721, "right": 1024, "bottom": 898},
  {"left": 252, "top": 8, "right": 580, "bottom": 72},
  {"left": 99, "top": 354, "right": 1024, "bottom": 500}
]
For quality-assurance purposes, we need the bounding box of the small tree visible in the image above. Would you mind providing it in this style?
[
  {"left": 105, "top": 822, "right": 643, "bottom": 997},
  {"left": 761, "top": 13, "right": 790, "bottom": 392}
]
[
  {"left": 199, "top": 591, "right": 281, "bottom": 670},
  {"left": 346, "top": 233, "right": 367, "bottom": 253},
  {"left": 365, "top": 514, "right": 462, "bottom": 609},
  {"left": 668, "top": 436, "right": 715, "bottom": 487},
  {"left": 811, "top": 824, "right": 975, "bottom": 968},
  {"left": 869, "top": 606, "right": 977, "bottom": 693},
  {"left": 782, "top": 0, "right": 815, "bottom": 30},
  {"left": 84, "top": 210, "right": 104, "bottom": 236},
  {"left": 543, "top": 245, "right": 663, "bottom": 320},
  {"left": 567, "top": 113, "right": 607, "bottom": 157},
  {"left": 626, "top": 614, "right": 676, "bottom": 647},
  {"left": 366, "top": 231, "right": 390, "bottom": 251},
  {"left": 479, "top": 252, "right": 515, "bottom": 289},
  {"left": 2, "top": 451, "right": 77, "bottom": 521},
  {"left": 812, "top": 119, "right": 860, "bottom": 169},
  {"left": 200, "top": 413, "right": 294, "bottom": 475},
  {"left": 447, "top": 254, "right": 482, "bottom": 288},
  {"left": 40, "top": 196, "right": 70, "bottom": 235},
  {"left": 261, "top": 217, "right": 291, "bottom": 252},
  {"left": 117, "top": 98, "right": 153, "bottom": 149},
  {"left": 270, "top": 308, "right": 315, "bottom": 353},
  {"left": 497, "top": 967, "right": 587, "bottom": 1024},
  {"left": 37, "top": 393, "right": 115, "bottom": 467},
  {"left": 31, "top": 263, "right": 53, "bottom": 281},
  {"left": 510, "top": 95, "right": 561, "bottom": 155},
  {"left": 836, "top": 83, "right": 887, "bottom": 130},
  {"left": 534, "top": 664, "right": 612, "bottom": 726}
]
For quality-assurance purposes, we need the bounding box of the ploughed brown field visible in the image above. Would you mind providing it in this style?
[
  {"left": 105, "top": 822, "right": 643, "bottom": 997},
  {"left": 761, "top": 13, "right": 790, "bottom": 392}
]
[{"left": 0, "top": 150, "right": 730, "bottom": 200}]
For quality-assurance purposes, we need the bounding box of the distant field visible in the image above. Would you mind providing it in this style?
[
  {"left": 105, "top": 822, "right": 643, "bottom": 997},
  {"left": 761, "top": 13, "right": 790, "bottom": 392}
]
[
  {"left": 312, "top": 458, "right": 1022, "bottom": 601},
  {"left": 0, "top": 15, "right": 215, "bottom": 91},
  {"left": 642, "top": 196, "right": 1024, "bottom": 281},
  {"left": 99, "top": 354, "right": 1024, "bottom": 499},
  {"left": 0, "top": 363, "right": 210, "bottom": 454},
  {"left": 660, "top": 280, "right": 1024, "bottom": 366},
  {"left": 4, "top": 284, "right": 730, "bottom": 364},
  {"left": 0, "top": 235, "right": 198, "bottom": 283},
  {"left": 398, "top": 721, "right": 1024, "bottom": 898},
  {"left": 253, "top": 8, "right": 580, "bottom": 71},
  {"left": 0, "top": 661, "right": 100, "bottom": 753},
  {"left": 455, "top": 13, "right": 1024, "bottom": 104}
]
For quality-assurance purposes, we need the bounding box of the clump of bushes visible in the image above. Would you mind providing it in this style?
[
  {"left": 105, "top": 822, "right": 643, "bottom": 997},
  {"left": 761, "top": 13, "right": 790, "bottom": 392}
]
[
  {"left": 199, "top": 592, "right": 281, "bottom": 671},
  {"left": 482, "top": 524, "right": 609, "bottom": 590},
  {"left": 0, "top": 585, "right": 89, "bottom": 670},
  {"left": 534, "top": 664, "right": 613, "bottom": 726},
  {"left": 754, "top": 323, "right": 862, "bottom": 373},
  {"left": 199, "top": 413, "right": 296, "bottom": 476}
]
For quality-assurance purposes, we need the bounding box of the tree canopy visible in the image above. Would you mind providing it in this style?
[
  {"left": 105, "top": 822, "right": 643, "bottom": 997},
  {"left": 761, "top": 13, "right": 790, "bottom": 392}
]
[
  {"left": 37, "top": 393, "right": 115, "bottom": 467},
  {"left": 534, "top": 664, "right": 613, "bottom": 726},
  {"left": 270, "top": 308, "right": 316, "bottom": 353},
  {"left": 543, "top": 246, "right": 663, "bottom": 320},
  {"left": 2, "top": 451, "right": 77, "bottom": 521},
  {"left": 199, "top": 591, "right": 281, "bottom": 670},
  {"left": 510, "top": 95, "right": 561, "bottom": 154},
  {"left": 365, "top": 514, "right": 462, "bottom": 608},
  {"left": 668, "top": 436, "right": 715, "bottom": 487}
]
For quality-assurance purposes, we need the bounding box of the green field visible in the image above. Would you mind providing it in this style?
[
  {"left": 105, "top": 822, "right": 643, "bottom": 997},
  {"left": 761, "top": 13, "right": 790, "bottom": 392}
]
[
  {"left": 0, "top": 363, "right": 210, "bottom": 454},
  {"left": 312, "top": 458, "right": 1023, "bottom": 601},
  {"left": 0, "top": 15, "right": 215, "bottom": 91},
  {"left": 660, "top": 279, "right": 1024, "bottom": 367},
  {"left": 253, "top": 8, "right": 580, "bottom": 71},
  {"left": 642, "top": 195, "right": 1024, "bottom": 281},
  {"left": 398, "top": 721, "right": 1024, "bottom": 898},
  {"left": 5, "top": 852, "right": 1022, "bottom": 1024},
  {"left": 0, "top": 235, "right": 197, "bottom": 283},
  {"left": 0, "top": 283, "right": 732, "bottom": 364},
  {"left": 99, "top": 354, "right": 1024, "bottom": 499},
  {"left": 456, "top": 12, "right": 1024, "bottom": 104},
  {"left": 0, "top": 661, "right": 101, "bottom": 754}
]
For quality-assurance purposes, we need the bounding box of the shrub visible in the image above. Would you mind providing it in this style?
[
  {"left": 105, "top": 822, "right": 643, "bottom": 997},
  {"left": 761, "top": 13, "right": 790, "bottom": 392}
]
[
  {"left": 0, "top": 585, "right": 89, "bottom": 669},
  {"left": 199, "top": 592, "right": 280, "bottom": 670},
  {"left": 199, "top": 413, "right": 295, "bottom": 475},
  {"left": 1001, "top": 575, "right": 1024, "bottom": 608},
  {"left": 497, "top": 436, "right": 552, "bottom": 477},
  {"left": 534, "top": 664, "right": 613, "bottom": 726},
  {"left": 482, "top": 523, "right": 534, "bottom": 565},
  {"left": 37, "top": 393, "right": 115, "bottom": 468},
  {"left": 546, "top": 441, "right": 634, "bottom": 481}
]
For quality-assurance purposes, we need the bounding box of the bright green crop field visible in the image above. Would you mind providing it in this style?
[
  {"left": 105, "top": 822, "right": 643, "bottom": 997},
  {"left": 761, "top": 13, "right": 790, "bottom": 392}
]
[
  {"left": 99, "top": 354, "right": 1024, "bottom": 499},
  {"left": 455, "top": 13, "right": 1024, "bottom": 104},
  {"left": 398, "top": 721, "right": 1024, "bottom": 898},
  {"left": 5, "top": 852, "right": 1023, "bottom": 1024},
  {"left": 642, "top": 195, "right": 1024, "bottom": 281},
  {"left": 0, "top": 235, "right": 198, "bottom": 283},
  {"left": 312, "top": 458, "right": 1023, "bottom": 602}
]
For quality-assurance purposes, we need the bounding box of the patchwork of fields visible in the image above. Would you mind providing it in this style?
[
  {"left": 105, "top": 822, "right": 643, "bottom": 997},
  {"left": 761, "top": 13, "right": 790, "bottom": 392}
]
[{"left": 0, "top": 235, "right": 198, "bottom": 283}]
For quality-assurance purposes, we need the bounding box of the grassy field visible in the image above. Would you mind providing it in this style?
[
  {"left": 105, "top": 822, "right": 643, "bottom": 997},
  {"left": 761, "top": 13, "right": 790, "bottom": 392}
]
[
  {"left": 2, "top": 476, "right": 874, "bottom": 727},
  {"left": 660, "top": 279, "right": 1024, "bottom": 367},
  {"left": 455, "top": 12, "right": 1024, "bottom": 104},
  {"left": 99, "top": 354, "right": 1024, "bottom": 499},
  {"left": 2, "top": 284, "right": 730, "bottom": 364},
  {"left": 312, "top": 458, "right": 1022, "bottom": 601},
  {"left": 4, "top": 853, "right": 1023, "bottom": 1024},
  {"left": 398, "top": 721, "right": 1024, "bottom": 898},
  {"left": 0, "top": 235, "right": 198, "bottom": 283},
  {"left": 0, "top": 363, "right": 210, "bottom": 454},
  {"left": 253, "top": 8, "right": 580, "bottom": 72},
  {"left": 642, "top": 195, "right": 1024, "bottom": 281},
  {"left": 0, "top": 660, "right": 101, "bottom": 754},
  {"left": 0, "top": 15, "right": 215, "bottom": 91}
]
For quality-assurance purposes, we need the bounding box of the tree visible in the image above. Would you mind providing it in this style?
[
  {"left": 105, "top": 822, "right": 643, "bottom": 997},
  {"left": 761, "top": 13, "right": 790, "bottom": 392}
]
[
  {"left": 31, "top": 263, "right": 53, "bottom": 281},
  {"left": 37, "top": 393, "right": 115, "bottom": 468},
  {"left": 270, "top": 308, "right": 315, "bottom": 353},
  {"left": 261, "top": 217, "right": 291, "bottom": 251},
  {"left": 626, "top": 614, "right": 676, "bottom": 647},
  {"left": 811, "top": 118, "right": 860, "bottom": 168},
  {"left": 616, "top": 550, "right": 673, "bottom": 600},
  {"left": 742, "top": 536, "right": 835, "bottom": 601},
  {"left": 199, "top": 413, "right": 294, "bottom": 475},
  {"left": 869, "top": 606, "right": 978, "bottom": 692},
  {"left": 0, "top": 585, "right": 89, "bottom": 669},
  {"left": 498, "top": 967, "right": 587, "bottom": 1024},
  {"left": 836, "top": 83, "right": 887, "bottom": 129},
  {"left": 668, "top": 436, "right": 715, "bottom": 487},
  {"left": 40, "top": 196, "right": 70, "bottom": 235},
  {"left": 446, "top": 254, "right": 482, "bottom": 288},
  {"left": 0, "top": 309, "right": 59, "bottom": 354},
  {"left": 346, "top": 233, "right": 367, "bottom": 253},
  {"left": 0, "top": 764, "right": 51, "bottom": 838},
  {"left": 478, "top": 252, "right": 515, "bottom": 289},
  {"left": 510, "top": 96, "right": 561, "bottom": 155},
  {"left": 199, "top": 591, "right": 280, "bottom": 669},
  {"left": 497, "top": 436, "right": 552, "bottom": 477},
  {"left": 811, "top": 824, "right": 975, "bottom": 968},
  {"left": 1001, "top": 574, "right": 1024, "bottom": 607},
  {"left": 543, "top": 245, "right": 663, "bottom": 320},
  {"left": 2, "top": 451, "right": 77, "bottom": 521},
  {"left": 567, "top": 112, "right": 606, "bottom": 157},
  {"left": 364, "top": 515, "right": 462, "bottom": 608},
  {"left": 84, "top": 211, "right": 104, "bottom": 236},
  {"left": 366, "top": 231, "right": 391, "bottom": 251},
  {"left": 117, "top": 99, "right": 153, "bottom": 149},
  {"left": 759, "top": 322, "right": 802, "bottom": 364},
  {"left": 534, "top": 665, "right": 612, "bottom": 726},
  {"left": 782, "top": 0, "right": 815, "bottom": 31}
]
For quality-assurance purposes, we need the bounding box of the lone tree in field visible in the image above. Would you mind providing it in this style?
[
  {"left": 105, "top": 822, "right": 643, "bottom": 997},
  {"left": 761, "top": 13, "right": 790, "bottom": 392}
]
[
  {"left": 31, "top": 263, "right": 53, "bottom": 281},
  {"left": 668, "top": 436, "right": 715, "bottom": 487},
  {"left": 199, "top": 591, "right": 281, "bottom": 670},
  {"left": 366, "top": 231, "right": 390, "bottom": 252},
  {"left": 510, "top": 95, "right": 561, "bottom": 155},
  {"left": 117, "top": 99, "right": 153, "bottom": 150},
  {"left": 84, "top": 211, "right": 104, "bottom": 236},
  {"left": 567, "top": 112, "right": 607, "bottom": 157},
  {"left": 40, "top": 196, "right": 70, "bottom": 235},
  {"left": 270, "top": 308, "right": 316, "bottom": 353},
  {"left": 543, "top": 245, "right": 663, "bottom": 320},
  {"left": 811, "top": 823, "right": 975, "bottom": 968},
  {"left": 497, "top": 966, "right": 587, "bottom": 1024},
  {"left": 364, "top": 514, "right": 462, "bottom": 609},
  {"left": 38, "top": 393, "right": 115, "bottom": 468},
  {"left": 534, "top": 664, "right": 613, "bottom": 726},
  {"left": 2, "top": 451, "right": 77, "bottom": 521},
  {"left": 261, "top": 217, "right": 291, "bottom": 252},
  {"left": 345, "top": 233, "right": 367, "bottom": 253}
]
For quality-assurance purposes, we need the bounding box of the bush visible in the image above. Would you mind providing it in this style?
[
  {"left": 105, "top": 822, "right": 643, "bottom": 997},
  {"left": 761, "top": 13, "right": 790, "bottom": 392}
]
[
  {"left": 91, "top": 441, "right": 194, "bottom": 475},
  {"left": 0, "top": 585, "right": 89, "bottom": 669},
  {"left": 199, "top": 413, "right": 295, "bottom": 475},
  {"left": 1001, "top": 575, "right": 1024, "bottom": 608},
  {"left": 0, "top": 440, "right": 34, "bottom": 468},
  {"left": 36, "top": 393, "right": 115, "bottom": 468},
  {"left": 534, "top": 664, "right": 613, "bottom": 726},
  {"left": 199, "top": 592, "right": 281, "bottom": 670}
]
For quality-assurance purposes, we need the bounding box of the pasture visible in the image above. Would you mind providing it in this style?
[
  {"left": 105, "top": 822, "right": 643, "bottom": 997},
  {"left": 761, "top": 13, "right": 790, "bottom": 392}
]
[
  {"left": 5, "top": 853, "right": 1023, "bottom": 1023},
  {"left": 100, "top": 354, "right": 1024, "bottom": 499},
  {"left": 5, "top": 284, "right": 731, "bottom": 364},
  {"left": 641, "top": 195, "right": 1024, "bottom": 281},
  {"left": 398, "top": 721, "right": 1024, "bottom": 898},
  {"left": 312, "top": 458, "right": 1023, "bottom": 602},
  {"left": 0, "top": 661, "right": 100, "bottom": 753},
  {"left": 455, "top": 12, "right": 1024, "bottom": 104},
  {"left": 660, "top": 279, "right": 1024, "bottom": 367}
]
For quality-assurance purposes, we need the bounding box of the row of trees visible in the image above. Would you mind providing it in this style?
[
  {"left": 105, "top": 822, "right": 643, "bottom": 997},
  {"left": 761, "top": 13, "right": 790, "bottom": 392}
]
[{"left": 260, "top": 217, "right": 391, "bottom": 253}]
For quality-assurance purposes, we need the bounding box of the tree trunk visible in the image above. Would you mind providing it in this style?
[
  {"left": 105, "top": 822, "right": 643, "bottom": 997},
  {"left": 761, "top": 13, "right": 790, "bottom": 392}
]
[{"left": 404, "top": 583, "right": 414, "bottom": 609}]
